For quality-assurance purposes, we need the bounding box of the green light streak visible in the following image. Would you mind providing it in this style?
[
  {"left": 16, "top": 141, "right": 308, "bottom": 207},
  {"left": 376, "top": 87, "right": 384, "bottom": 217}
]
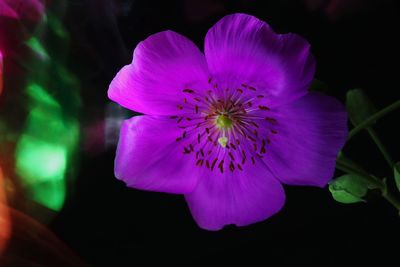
[
  {"left": 15, "top": 84, "right": 79, "bottom": 211},
  {"left": 25, "top": 37, "right": 50, "bottom": 61}
]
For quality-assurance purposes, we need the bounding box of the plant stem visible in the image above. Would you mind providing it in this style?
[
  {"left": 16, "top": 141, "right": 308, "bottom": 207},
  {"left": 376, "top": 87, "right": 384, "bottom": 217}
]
[
  {"left": 336, "top": 159, "right": 400, "bottom": 212},
  {"left": 336, "top": 159, "right": 382, "bottom": 189},
  {"left": 348, "top": 100, "right": 400, "bottom": 139},
  {"left": 367, "top": 128, "right": 394, "bottom": 168}
]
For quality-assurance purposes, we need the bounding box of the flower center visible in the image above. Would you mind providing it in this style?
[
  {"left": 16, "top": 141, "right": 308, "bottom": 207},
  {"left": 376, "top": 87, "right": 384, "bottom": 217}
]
[
  {"left": 171, "top": 78, "right": 279, "bottom": 173},
  {"left": 216, "top": 114, "right": 233, "bottom": 129}
]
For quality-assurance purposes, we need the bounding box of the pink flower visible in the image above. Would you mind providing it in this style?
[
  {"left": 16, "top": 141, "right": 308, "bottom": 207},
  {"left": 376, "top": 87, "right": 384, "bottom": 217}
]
[{"left": 108, "top": 14, "right": 348, "bottom": 230}]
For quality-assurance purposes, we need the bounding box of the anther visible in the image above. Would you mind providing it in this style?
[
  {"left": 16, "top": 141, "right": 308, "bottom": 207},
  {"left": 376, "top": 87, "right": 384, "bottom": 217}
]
[
  {"left": 265, "top": 117, "right": 277, "bottom": 124},
  {"left": 249, "top": 121, "right": 259, "bottom": 128},
  {"left": 206, "top": 160, "right": 210, "bottom": 169},
  {"left": 196, "top": 159, "right": 204, "bottom": 167},
  {"left": 211, "top": 158, "right": 218, "bottom": 171},
  {"left": 247, "top": 135, "right": 256, "bottom": 142},
  {"left": 229, "top": 161, "right": 235, "bottom": 172},
  {"left": 253, "top": 129, "right": 258, "bottom": 137},
  {"left": 237, "top": 164, "right": 243, "bottom": 171},
  {"left": 218, "top": 160, "right": 224, "bottom": 173},
  {"left": 259, "top": 105, "right": 270, "bottom": 110},
  {"left": 230, "top": 143, "right": 237, "bottom": 150}
]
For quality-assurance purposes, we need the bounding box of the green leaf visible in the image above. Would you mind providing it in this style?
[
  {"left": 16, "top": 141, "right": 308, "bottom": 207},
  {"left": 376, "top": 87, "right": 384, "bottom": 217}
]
[
  {"left": 346, "top": 88, "right": 377, "bottom": 126},
  {"left": 394, "top": 162, "right": 400, "bottom": 192},
  {"left": 329, "top": 174, "right": 369, "bottom": 204}
]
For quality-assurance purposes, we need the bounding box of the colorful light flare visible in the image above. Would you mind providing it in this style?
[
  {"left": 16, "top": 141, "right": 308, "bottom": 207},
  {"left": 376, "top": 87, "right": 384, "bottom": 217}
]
[
  {"left": 0, "top": 50, "right": 3, "bottom": 95},
  {"left": 15, "top": 83, "right": 79, "bottom": 211},
  {"left": 0, "top": 167, "right": 11, "bottom": 256}
]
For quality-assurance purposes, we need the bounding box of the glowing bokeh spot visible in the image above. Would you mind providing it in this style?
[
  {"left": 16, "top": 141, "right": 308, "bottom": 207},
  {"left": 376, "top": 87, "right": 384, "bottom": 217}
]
[
  {"left": 0, "top": 50, "right": 3, "bottom": 95},
  {"left": 26, "top": 37, "right": 50, "bottom": 61},
  {"left": 16, "top": 137, "right": 67, "bottom": 183},
  {"left": 15, "top": 83, "right": 79, "bottom": 211},
  {"left": 0, "top": 167, "right": 11, "bottom": 256},
  {"left": 48, "top": 12, "right": 68, "bottom": 39}
]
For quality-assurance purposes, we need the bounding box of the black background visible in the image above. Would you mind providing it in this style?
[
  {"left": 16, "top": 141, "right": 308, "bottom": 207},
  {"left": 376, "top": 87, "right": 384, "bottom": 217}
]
[{"left": 4, "top": 0, "right": 400, "bottom": 266}]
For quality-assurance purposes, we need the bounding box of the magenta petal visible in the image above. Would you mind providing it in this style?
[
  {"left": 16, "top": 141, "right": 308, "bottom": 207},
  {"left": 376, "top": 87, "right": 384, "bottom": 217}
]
[
  {"left": 185, "top": 163, "right": 285, "bottom": 231},
  {"left": 115, "top": 116, "right": 199, "bottom": 194},
  {"left": 264, "top": 92, "right": 348, "bottom": 187},
  {"left": 205, "top": 13, "right": 315, "bottom": 105},
  {"left": 108, "top": 30, "right": 209, "bottom": 115}
]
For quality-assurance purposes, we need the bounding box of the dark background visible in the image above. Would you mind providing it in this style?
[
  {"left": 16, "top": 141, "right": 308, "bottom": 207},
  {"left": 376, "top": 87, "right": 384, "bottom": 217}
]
[{"left": 3, "top": 0, "right": 400, "bottom": 266}]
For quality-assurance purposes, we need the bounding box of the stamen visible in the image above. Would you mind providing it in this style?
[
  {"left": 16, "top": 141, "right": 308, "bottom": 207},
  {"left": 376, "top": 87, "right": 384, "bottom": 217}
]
[
  {"left": 206, "top": 160, "right": 210, "bottom": 169},
  {"left": 211, "top": 158, "right": 218, "bottom": 171},
  {"left": 237, "top": 164, "right": 243, "bottom": 171},
  {"left": 177, "top": 79, "right": 277, "bottom": 173},
  {"left": 265, "top": 117, "right": 277, "bottom": 124},
  {"left": 259, "top": 105, "right": 270, "bottom": 110},
  {"left": 229, "top": 161, "right": 235, "bottom": 172},
  {"left": 218, "top": 160, "right": 224, "bottom": 173}
]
